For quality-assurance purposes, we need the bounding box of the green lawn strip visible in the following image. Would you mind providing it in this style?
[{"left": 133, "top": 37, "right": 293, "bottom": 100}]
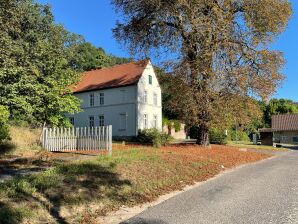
[{"left": 228, "top": 141, "right": 288, "bottom": 151}]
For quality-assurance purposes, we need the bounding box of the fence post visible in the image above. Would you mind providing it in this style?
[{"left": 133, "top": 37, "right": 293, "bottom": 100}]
[{"left": 108, "top": 125, "right": 112, "bottom": 155}]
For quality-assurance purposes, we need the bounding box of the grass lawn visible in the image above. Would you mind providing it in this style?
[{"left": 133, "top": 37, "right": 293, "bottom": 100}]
[
  {"left": 227, "top": 141, "right": 289, "bottom": 151},
  {"left": 0, "top": 143, "right": 271, "bottom": 224}
]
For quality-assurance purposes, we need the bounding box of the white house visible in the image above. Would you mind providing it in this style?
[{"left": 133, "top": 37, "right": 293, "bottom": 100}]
[{"left": 67, "top": 59, "right": 162, "bottom": 138}]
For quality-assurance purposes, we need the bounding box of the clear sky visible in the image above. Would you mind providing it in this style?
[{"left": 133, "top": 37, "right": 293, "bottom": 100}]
[{"left": 37, "top": 0, "right": 298, "bottom": 101}]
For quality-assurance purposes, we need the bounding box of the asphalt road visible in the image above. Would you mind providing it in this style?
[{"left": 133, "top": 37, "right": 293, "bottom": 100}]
[{"left": 123, "top": 150, "right": 298, "bottom": 224}]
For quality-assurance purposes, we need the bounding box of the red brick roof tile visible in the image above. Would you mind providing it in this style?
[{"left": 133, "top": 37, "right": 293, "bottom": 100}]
[{"left": 72, "top": 59, "right": 149, "bottom": 93}]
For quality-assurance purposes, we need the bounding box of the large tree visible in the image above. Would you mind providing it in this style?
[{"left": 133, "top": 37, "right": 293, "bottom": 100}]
[
  {"left": 112, "top": 0, "right": 292, "bottom": 145},
  {"left": 0, "top": 0, "right": 81, "bottom": 126}
]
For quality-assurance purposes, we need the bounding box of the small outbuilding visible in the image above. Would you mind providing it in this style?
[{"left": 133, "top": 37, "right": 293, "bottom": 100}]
[{"left": 260, "top": 114, "right": 298, "bottom": 146}]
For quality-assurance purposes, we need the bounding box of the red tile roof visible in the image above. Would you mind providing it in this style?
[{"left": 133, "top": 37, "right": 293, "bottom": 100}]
[
  {"left": 72, "top": 59, "right": 149, "bottom": 93},
  {"left": 272, "top": 114, "right": 298, "bottom": 131}
]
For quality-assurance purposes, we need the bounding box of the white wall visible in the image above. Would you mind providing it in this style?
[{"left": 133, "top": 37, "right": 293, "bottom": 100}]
[
  {"left": 66, "top": 60, "right": 162, "bottom": 137},
  {"left": 137, "top": 62, "right": 162, "bottom": 131},
  {"left": 67, "top": 85, "right": 138, "bottom": 137}
]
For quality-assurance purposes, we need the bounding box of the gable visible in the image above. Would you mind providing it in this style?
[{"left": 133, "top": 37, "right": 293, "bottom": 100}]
[{"left": 72, "top": 59, "right": 149, "bottom": 93}]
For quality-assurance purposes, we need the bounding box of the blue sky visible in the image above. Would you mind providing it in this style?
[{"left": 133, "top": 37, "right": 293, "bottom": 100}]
[{"left": 37, "top": 0, "right": 298, "bottom": 101}]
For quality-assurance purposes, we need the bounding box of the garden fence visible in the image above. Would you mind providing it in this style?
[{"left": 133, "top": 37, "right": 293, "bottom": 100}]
[{"left": 41, "top": 125, "right": 112, "bottom": 154}]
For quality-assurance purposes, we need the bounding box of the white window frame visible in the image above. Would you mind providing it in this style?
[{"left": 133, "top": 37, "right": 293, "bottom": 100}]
[
  {"left": 153, "top": 115, "right": 158, "bottom": 128},
  {"left": 99, "top": 93, "right": 104, "bottom": 105},
  {"left": 143, "top": 114, "right": 148, "bottom": 129},
  {"left": 89, "top": 116, "right": 95, "bottom": 127},
  {"left": 119, "top": 113, "right": 127, "bottom": 131},
  {"left": 143, "top": 91, "right": 148, "bottom": 103},
  {"left": 99, "top": 115, "right": 104, "bottom": 126},
  {"left": 153, "top": 93, "right": 158, "bottom": 106},
  {"left": 89, "top": 93, "right": 94, "bottom": 107},
  {"left": 149, "top": 75, "right": 152, "bottom": 85}
]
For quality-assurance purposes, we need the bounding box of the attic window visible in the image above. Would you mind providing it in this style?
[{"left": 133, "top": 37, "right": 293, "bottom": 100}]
[{"left": 149, "top": 75, "right": 152, "bottom": 85}]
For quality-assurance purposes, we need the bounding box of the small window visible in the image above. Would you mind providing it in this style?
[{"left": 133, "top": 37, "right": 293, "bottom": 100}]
[
  {"left": 143, "top": 114, "right": 148, "bottom": 129},
  {"left": 89, "top": 116, "right": 94, "bottom": 127},
  {"left": 153, "top": 115, "right": 158, "bottom": 128},
  {"left": 153, "top": 93, "right": 158, "bottom": 106},
  {"left": 99, "top": 93, "right": 104, "bottom": 105},
  {"left": 149, "top": 75, "right": 152, "bottom": 85},
  {"left": 99, "top": 115, "right": 104, "bottom": 126},
  {"left": 293, "top": 136, "right": 298, "bottom": 143},
  {"left": 119, "top": 113, "right": 127, "bottom": 130},
  {"left": 89, "top": 93, "right": 94, "bottom": 107},
  {"left": 69, "top": 117, "right": 74, "bottom": 126},
  {"left": 143, "top": 91, "right": 148, "bottom": 103}
]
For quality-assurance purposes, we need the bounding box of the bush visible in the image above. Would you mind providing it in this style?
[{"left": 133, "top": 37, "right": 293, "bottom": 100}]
[
  {"left": 209, "top": 128, "right": 228, "bottom": 145},
  {"left": 0, "top": 105, "right": 10, "bottom": 143},
  {"left": 137, "top": 129, "right": 173, "bottom": 148},
  {"left": 228, "top": 129, "right": 250, "bottom": 142}
]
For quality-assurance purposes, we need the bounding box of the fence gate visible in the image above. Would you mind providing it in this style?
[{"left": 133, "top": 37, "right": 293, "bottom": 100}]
[{"left": 42, "top": 126, "right": 112, "bottom": 154}]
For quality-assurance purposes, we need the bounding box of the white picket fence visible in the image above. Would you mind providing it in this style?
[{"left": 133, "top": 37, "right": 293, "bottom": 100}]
[{"left": 42, "top": 125, "right": 112, "bottom": 154}]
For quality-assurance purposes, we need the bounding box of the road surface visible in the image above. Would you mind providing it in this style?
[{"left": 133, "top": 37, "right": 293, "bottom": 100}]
[{"left": 123, "top": 150, "right": 298, "bottom": 224}]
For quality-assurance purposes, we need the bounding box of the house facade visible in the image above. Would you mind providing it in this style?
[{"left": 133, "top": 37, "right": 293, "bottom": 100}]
[
  {"left": 260, "top": 114, "right": 298, "bottom": 145},
  {"left": 67, "top": 60, "right": 162, "bottom": 138}
]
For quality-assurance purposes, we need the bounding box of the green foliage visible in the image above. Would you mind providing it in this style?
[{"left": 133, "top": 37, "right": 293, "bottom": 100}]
[
  {"left": 0, "top": 105, "right": 10, "bottom": 142},
  {"left": 173, "top": 120, "right": 181, "bottom": 132},
  {"left": 209, "top": 128, "right": 228, "bottom": 145},
  {"left": 0, "top": 0, "right": 81, "bottom": 126},
  {"left": 68, "top": 42, "right": 131, "bottom": 72},
  {"left": 228, "top": 130, "right": 250, "bottom": 142},
  {"left": 137, "top": 129, "right": 173, "bottom": 148}
]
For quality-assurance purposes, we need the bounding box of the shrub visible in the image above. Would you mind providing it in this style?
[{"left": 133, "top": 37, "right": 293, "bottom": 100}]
[
  {"left": 0, "top": 105, "right": 10, "bottom": 143},
  {"left": 228, "top": 129, "right": 250, "bottom": 142},
  {"left": 173, "top": 120, "right": 181, "bottom": 132},
  {"left": 137, "top": 129, "right": 173, "bottom": 147},
  {"left": 209, "top": 128, "right": 228, "bottom": 145}
]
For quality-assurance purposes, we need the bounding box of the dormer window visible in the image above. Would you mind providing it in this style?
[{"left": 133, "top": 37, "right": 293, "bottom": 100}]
[{"left": 149, "top": 75, "right": 152, "bottom": 85}]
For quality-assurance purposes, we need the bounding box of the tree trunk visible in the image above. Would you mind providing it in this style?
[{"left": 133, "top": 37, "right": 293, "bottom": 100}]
[{"left": 196, "top": 124, "right": 209, "bottom": 146}]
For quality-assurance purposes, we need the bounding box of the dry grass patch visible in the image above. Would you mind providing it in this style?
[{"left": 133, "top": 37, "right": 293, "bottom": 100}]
[{"left": 0, "top": 144, "right": 271, "bottom": 223}]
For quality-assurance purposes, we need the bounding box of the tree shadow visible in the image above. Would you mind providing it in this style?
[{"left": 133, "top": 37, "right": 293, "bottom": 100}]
[
  {"left": 0, "top": 202, "right": 24, "bottom": 224},
  {"left": 0, "top": 142, "right": 16, "bottom": 157},
  {"left": 5, "top": 162, "right": 135, "bottom": 223}
]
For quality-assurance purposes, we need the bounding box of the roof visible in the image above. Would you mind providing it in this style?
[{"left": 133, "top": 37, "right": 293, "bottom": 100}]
[
  {"left": 72, "top": 59, "right": 150, "bottom": 93},
  {"left": 272, "top": 114, "right": 298, "bottom": 131},
  {"left": 259, "top": 128, "right": 274, "bottom": 133}
]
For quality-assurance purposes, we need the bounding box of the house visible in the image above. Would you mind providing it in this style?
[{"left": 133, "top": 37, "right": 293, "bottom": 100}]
[
  {"left": 260, "top": 114, "right": 298, "bottom": 145},
  {"left": 67, "top": 59, "right": 162, "bottom": 138}
]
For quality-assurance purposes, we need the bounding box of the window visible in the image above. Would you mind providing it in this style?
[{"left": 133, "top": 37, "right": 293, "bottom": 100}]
[
  {"left": 149, "top": 75, "right": 152, "bottom": 85},
  {"left": 99, "top": 93, "right": 104, "bottom": 105},
  {"left": 143, "top": 91, "right": 148, "bottom": 103},
  {"left": 153, "top": 93, "right": 158, "bottom": 106},
  {"left": 119, "top": 113, "right": 127, "bottom": 130},
  {"left": 69, "top": 117, "right": 74, "bottom": 126},
  {"left": 293, "top": 136, "right": 298, "bottom": 143},
  {"left": 89, "top": 93, "right": 94, "bottom": 107},
  {"left": 89, "top": 116, "right": 94, "bottom": 127},
  {"left": 99, "top": 115, "right": 104, "bottom": 126},
  {"left": 143, "top": 114, "right": 148, "bottom": 129},
  {"left": 153, "top": 115, "right": 158, "bottom": 128},
  {"left": 120, "top": 90, "right": 126, "bottom": 102}
]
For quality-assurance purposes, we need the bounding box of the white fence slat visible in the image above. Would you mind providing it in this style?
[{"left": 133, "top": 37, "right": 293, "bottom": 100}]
[{"left": 42, "top": 125, "right": 112, "bottom": 153}]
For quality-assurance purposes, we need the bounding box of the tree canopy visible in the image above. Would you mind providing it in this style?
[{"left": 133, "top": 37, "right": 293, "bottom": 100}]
[{"left": 112, "top": 0, "right": 292, "bottom": 145}]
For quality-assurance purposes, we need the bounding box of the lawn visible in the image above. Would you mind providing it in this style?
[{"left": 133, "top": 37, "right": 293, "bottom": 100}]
[
  {"left": 227, "top": 141, "right": 289, "bottom": 151},
  {"left": 0, "top": 143, "right": 271, "bottom": 224}
]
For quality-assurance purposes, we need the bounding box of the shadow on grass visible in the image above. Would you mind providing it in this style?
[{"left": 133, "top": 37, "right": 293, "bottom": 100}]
[
  {"left": 0, "top": 142, "right": 16, "bottom": 156},
  {"left": 0, "top": 202, "right": 24, "bottom": 224},
  {"left": 1, "top": 162, "right": 135, "bottom": 223}
]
